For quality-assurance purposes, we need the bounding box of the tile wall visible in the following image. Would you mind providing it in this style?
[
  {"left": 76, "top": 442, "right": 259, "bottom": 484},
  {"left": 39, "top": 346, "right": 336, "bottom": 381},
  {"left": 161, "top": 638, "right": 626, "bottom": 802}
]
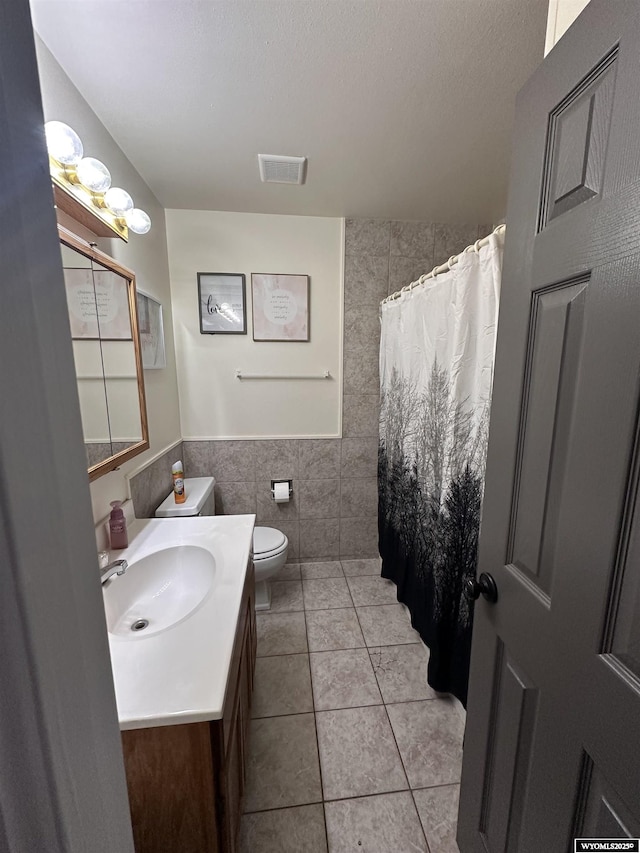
[
  {"left": 181, "top": 438, "right": 376, "bottom": 562},
  {"left": 338, "top": 219, "right": 490, "bottom": 559},
  {"left": 131, "top": 220, "right": 489, "bottom": 559},
  {"left": 129, "top": 441, "right": 184, "bottom": 519}
]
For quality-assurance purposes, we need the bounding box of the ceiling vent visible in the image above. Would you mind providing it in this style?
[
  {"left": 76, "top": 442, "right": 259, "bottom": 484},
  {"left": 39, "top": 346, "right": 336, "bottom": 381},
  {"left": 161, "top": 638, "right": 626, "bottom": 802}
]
[{"left": 258, "top": 154, "right": 307, "bottom": 185}]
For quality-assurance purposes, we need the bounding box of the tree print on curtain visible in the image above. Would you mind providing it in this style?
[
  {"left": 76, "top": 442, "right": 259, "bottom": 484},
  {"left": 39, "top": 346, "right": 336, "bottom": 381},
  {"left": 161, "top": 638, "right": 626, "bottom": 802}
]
[{"left": 378, "top": 232, "right": 503, "bottom": 706}]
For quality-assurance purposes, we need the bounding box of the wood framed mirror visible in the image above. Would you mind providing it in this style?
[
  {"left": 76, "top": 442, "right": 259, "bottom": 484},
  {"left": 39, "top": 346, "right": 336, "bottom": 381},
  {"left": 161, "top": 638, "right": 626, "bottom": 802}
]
[{"left": 59, "top": 225, "right": 149, "bottom": 480}]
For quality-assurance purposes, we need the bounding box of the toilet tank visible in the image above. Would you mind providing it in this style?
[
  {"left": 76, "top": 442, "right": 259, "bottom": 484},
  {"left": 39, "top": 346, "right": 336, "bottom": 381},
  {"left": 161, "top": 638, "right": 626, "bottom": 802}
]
[{"left": 155, "top": 476, "right": 216, "bottom": 517}]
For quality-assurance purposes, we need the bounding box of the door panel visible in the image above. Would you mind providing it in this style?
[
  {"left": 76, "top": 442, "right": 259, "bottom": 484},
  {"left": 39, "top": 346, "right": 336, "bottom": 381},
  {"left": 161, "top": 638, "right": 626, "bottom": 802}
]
[
  {"left": 610, "top": 453, "right": 640, "bottom": 679},
  {"left": 542, "top": 48, "right": 617, "bottom": 226},
  {"left": 509, "top": 277, "right": 589, "bottom": 593},
  {"left": 579, "top": 761, "right": 640, "bottom": 838},
  {"left": 459, "top": 2, "right": 640, "bottom": 851},
  {"left": 481, "top": 644, "right": 538, "bottom": 853}
]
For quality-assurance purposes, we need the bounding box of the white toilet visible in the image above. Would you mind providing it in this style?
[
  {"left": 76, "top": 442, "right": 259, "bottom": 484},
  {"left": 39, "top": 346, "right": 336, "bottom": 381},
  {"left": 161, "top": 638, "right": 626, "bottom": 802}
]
[
  {"left": 156, "top": 476, "right": 288, "bottom": 611},
  {"left": 252, "top": 526, "right": 289, "bottom": 611}
]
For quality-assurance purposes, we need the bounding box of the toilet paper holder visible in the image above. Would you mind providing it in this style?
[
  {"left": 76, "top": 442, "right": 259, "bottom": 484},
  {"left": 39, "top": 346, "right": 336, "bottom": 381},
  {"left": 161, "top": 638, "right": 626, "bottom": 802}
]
[{"left": 271, "top": 479, "right": 293, "bottom": 501}]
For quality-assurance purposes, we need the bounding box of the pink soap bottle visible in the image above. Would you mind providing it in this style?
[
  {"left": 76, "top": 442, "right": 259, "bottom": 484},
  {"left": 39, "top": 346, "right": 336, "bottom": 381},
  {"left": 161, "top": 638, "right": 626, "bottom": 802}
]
[{"left": 109, "top": 501, "right": 129, "bottom": 550}]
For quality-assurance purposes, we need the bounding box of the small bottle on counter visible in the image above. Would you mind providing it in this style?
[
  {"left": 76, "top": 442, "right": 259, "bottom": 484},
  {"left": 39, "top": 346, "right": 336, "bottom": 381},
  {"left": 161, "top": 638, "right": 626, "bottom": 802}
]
[
  {"left": 109, "top": 501, "right": 129, "bottom": 549},
  {"left": 172, "top": 460, "right": 186, "bottom": 504}
]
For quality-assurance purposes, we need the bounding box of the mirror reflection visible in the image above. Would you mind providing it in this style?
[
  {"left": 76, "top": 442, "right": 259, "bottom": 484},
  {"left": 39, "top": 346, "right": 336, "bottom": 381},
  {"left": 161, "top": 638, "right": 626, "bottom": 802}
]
[{"left": 59, "top": 229, "right": 148, "bottom": 478}]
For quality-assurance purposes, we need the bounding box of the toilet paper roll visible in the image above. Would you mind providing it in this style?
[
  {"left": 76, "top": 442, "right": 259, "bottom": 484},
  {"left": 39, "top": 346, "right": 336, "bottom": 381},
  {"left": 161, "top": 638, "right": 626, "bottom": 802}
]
[{"left": 273, "top": 481, "right": 290, "bottom": 503}]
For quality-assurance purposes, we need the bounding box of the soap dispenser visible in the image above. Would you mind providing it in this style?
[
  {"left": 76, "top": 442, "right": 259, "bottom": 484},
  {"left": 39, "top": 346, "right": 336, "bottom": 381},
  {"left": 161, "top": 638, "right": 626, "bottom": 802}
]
[{"left": 109, "top": 501, "right": 129, "bottom": 550}]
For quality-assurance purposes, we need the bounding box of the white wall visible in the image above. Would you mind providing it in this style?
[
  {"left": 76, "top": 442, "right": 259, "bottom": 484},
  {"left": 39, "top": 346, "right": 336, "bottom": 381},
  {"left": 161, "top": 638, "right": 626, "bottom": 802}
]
[
  {"left": 545, "top": 0, "right": 590, "bottom": 55},
  {"left": 166, "top": 210, "right": 343, "bottom": 439},
  {"left": 35, "top": 37, "right": 182, "bottom": 522}
]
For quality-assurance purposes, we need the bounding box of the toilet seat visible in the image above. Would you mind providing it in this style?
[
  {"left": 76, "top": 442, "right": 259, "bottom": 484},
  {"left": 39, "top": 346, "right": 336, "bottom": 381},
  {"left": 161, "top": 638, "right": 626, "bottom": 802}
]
[{"left": 253, "top": 526, "right": 287, "bottom": 561}]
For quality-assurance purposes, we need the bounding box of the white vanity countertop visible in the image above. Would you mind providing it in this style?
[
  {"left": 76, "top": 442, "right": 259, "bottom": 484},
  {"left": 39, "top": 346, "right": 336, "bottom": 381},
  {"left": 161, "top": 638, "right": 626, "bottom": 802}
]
[{"left": 104, "top": 514, "right": 255, "bottom": 731}]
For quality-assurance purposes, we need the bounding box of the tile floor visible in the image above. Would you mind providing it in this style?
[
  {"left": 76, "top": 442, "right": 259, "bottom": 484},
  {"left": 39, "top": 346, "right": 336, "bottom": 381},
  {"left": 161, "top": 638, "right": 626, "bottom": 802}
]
[{"left": 240, "top": 558, "right": 464, "bottom": 853}]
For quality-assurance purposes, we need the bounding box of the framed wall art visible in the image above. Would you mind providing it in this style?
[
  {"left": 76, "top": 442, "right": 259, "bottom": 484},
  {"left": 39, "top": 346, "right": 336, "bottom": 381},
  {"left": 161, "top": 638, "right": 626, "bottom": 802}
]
[
  {"left": 136, "top": 291, "right": 166, "bottom": 369},
  {"left": 197, "top": 272, "right": 247, "bottom": 335},
  {"left": 251, "top": 273, "right": 310, "bottom": 342}
]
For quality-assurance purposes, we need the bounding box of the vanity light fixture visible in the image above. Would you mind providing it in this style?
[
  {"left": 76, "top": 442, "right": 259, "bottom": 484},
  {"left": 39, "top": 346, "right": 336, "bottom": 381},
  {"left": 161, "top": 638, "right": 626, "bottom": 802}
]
[
  {"left": 44, "top": 120, "right": 151, "bottom": 241},
  {"left": 76, "top": 156, "right": 112, "bottom": 193},
  {"left": 44, "top": 120, "right": 83, "bottom": 165},
  {"left": 104, "top": 187, "right": 134, "bottom": 216},
  {"left": 125, "top": 207, "right": 152, "bottom": 235}
]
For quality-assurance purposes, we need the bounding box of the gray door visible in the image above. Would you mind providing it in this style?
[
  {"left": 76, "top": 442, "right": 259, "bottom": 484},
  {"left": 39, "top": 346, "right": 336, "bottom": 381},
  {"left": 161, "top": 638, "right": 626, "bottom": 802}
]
[
  {"left": 0, "top": 1, "right": 135, "bottom": 849},
  {"left": 458, "top": 1, "right": 640, "bottom": 850}
]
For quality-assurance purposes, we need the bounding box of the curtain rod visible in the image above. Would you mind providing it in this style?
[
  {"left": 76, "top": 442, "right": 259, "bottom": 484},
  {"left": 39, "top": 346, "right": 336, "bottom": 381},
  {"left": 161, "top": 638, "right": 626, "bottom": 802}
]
[{"left": 380, "top": 223, "right": 506, "bottom": 306}]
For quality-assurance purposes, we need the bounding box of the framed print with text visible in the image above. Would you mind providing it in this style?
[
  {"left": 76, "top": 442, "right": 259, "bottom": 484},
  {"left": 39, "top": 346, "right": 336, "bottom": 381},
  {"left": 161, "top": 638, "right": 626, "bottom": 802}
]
[
  {"left": 251, "top": 273, "right": 309, "bottom": 341},
  {"left": 197, "top": 272, "right": 247, "bottom": 335}
]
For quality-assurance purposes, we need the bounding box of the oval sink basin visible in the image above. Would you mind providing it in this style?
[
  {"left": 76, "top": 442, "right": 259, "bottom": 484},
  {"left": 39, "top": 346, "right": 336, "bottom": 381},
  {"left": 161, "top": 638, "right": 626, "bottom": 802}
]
[{"left": 104, "top": 545, "right": 216, "bottom": 638}]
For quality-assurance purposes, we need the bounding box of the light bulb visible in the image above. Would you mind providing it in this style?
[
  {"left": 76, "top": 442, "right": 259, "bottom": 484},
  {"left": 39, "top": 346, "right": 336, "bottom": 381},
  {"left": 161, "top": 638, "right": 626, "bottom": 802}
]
[
  {"left": 125, "top": 208, "right": 151, "bottom": 235},
  {"left": 77, "top": 157, "right": 111, "bottom": 193},
  {"left": 104, "top": 187, "right": 134, "bottom": 216},
  {"left": 44, "top": 121, "right": 83, "bottom": 166}
]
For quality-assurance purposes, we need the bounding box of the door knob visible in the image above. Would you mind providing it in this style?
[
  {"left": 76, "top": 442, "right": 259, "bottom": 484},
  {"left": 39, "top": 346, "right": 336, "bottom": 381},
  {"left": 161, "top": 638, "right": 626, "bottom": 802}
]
[{"left": 465, "top": 572, "right": 498, "bottom": 603}]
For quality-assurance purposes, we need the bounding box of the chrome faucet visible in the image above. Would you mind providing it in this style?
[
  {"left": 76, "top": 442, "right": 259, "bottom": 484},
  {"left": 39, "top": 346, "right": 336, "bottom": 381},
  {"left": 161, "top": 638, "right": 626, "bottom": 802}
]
[{"left": 100, "top": 559, "right": 128, "bottom": 584}]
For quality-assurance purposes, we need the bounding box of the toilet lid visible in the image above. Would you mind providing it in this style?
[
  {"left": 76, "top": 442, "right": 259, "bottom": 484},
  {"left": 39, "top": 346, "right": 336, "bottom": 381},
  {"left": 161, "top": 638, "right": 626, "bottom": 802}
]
[{"left": 253, "top": 526, "right": 286, "bottom": 558}]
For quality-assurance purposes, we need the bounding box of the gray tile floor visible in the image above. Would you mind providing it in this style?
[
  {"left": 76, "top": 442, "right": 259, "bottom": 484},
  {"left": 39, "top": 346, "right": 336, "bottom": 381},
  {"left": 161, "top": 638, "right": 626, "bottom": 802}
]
[{"left": 240, "top": 558, "right": 464, "bottom": 853}]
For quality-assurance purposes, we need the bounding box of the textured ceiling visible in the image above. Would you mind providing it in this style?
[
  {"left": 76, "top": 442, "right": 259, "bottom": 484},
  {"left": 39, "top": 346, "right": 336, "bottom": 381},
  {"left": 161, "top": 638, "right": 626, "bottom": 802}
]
[{"left": 31, "top": 0, "right": 547, "bottom": 221}]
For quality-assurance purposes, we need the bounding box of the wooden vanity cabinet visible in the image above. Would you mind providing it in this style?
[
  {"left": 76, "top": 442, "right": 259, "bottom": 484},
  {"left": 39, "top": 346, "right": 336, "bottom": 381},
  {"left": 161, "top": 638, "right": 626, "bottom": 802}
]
[{"left": 121, "top": 562, "right": 256, "bottom": 853}]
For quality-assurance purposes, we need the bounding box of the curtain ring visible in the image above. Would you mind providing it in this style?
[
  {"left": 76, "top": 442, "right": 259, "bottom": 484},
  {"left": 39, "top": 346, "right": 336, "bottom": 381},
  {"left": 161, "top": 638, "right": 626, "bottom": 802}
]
[{"left": 446, "top": 256, "right": 456, "bottom": 269}]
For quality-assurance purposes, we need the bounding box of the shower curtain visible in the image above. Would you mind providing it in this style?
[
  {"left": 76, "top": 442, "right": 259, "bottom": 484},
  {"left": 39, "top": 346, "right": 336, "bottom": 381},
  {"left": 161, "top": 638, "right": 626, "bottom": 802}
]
[{"left": 378, "top": 231, "right": 504, "bottom": 706}]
